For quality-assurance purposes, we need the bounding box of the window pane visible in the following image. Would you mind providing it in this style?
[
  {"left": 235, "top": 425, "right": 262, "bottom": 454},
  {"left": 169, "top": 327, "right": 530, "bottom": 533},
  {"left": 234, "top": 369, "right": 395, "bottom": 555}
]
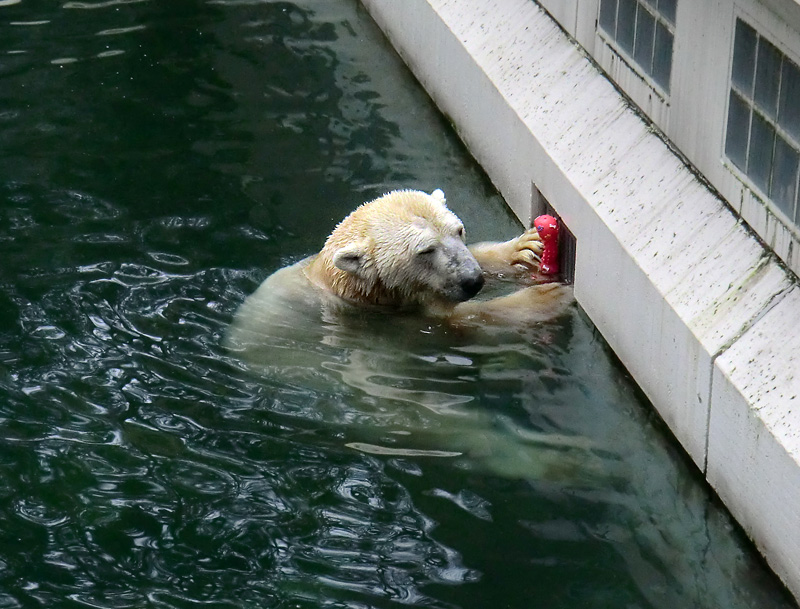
[
  {"left": 617, "top": 0, "right": 637, "bottom": 55},
  {"left": 754, "top": 38, "right": 781, "bottom": 120},
  {"left": 634, "top": 7, "right": 656, "bottom": 74},
  {"left": 642, "top": 0, "right": 656, "bottom": 8},
  {"left": 599, "top": 0, "right": 618, "bottom": 36},
  {"left": 652, "top": 21, "right": 673, "bottom": 91},
  {"left": 726, "top": 90, "right": 751, "bottom": 171},
  {"left": 770, "top": 136, "right": 799, "bottom": 218},
  {"left": 778, "top": 58, "right": 800, "bottom": 143},
  {"left": 732, "top": 19, "right": 757, "bottom": 95},
  {"left": 659, "top": 0, "right": 677, "bottom": 25},
  {"left": 749, "top": 112, "right": 776, "bottom": 193}
]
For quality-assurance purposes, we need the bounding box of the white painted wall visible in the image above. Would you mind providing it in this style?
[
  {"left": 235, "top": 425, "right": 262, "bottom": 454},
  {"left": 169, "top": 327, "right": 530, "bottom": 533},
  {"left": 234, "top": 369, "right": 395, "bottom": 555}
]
[
  {"left": 362, "top": 0, "right": 800, "bottom": 601},
  {"left": 709, "top": 286, "right": 800, "bottom": 599}
]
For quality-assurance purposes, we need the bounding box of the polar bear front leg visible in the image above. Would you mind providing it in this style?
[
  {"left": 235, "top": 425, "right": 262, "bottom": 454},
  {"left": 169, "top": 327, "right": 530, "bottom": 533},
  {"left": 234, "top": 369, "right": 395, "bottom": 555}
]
[
  {"left": 469, "top": 227, "right": 543, "bottom": 276},
  {"left": 451, "top": 282, "right": 573, "bottom": 325}
]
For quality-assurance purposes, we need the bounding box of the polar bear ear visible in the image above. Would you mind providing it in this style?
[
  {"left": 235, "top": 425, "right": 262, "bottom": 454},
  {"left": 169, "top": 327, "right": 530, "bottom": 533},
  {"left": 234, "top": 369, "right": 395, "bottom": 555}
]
[
  {"left": 430, "top": 188, "right": 446, "bottom": 206},
  {"left": 332, "top": 241, "right": 371, "bottom": 277}
]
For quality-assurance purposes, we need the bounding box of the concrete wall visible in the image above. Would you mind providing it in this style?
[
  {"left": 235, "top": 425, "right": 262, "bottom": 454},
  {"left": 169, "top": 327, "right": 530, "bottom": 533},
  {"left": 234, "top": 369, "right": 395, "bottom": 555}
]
[{"left": 361, "top": 0, "right": 800, "bottom": 601}]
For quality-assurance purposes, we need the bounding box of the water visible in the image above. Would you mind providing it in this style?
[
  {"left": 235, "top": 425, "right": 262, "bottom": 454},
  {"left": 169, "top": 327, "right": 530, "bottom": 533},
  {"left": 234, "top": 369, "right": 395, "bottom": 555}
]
[{"left": 0, "top": 1, "right": 796, "bottom": 608}]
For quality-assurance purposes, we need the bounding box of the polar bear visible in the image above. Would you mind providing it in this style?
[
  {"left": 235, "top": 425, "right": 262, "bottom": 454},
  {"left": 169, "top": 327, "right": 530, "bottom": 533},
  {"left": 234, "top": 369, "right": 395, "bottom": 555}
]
[
  {"left": 224, "top": 189, "right": 580, "bottom": 480},
  {"left": 228, "top": 189, "right": 571, "bottom": 345},
  {"left": 314, "top": 188, "right": 573, "bottom": 318}
]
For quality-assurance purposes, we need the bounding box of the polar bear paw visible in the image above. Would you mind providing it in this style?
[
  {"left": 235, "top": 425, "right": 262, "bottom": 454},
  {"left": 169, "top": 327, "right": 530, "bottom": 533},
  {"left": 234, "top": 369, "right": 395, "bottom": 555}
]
[{"left": 509, "top": 227, "right": 543, "bottom": 270}]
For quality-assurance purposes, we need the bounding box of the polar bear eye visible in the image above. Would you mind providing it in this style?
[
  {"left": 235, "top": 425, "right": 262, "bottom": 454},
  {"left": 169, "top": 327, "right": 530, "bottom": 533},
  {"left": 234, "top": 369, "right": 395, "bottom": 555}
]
[
  {"left": 417, "top": 245, "right": 437, "bottom": 256},
  {"left": 456, "top": 226, "right": 465, "bottom": 239}
]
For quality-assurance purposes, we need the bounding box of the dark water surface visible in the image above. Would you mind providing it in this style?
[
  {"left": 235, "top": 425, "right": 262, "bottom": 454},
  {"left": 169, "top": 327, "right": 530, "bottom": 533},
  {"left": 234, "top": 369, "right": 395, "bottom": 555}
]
[{"left": 0, "top": 1, "right": 796, "bottom": 608}]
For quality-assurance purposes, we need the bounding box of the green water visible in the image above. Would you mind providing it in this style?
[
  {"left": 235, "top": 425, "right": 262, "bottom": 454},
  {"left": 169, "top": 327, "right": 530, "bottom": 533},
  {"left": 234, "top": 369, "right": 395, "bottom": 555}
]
[{"left": 0, "top": 1, "right": 796, "bottom": 608}]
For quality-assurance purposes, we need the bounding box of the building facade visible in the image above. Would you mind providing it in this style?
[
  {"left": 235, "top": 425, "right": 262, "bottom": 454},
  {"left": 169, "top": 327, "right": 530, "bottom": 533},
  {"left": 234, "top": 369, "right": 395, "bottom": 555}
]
[{"left": 541, "top": 0, "right": 800, "bottom": 278}]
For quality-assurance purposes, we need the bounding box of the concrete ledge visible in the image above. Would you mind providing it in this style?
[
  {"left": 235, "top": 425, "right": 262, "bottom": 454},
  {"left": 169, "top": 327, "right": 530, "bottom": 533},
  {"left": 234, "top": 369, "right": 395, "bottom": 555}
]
[{"left": 361, "top": 0, "right": 800, "bottom": 600}]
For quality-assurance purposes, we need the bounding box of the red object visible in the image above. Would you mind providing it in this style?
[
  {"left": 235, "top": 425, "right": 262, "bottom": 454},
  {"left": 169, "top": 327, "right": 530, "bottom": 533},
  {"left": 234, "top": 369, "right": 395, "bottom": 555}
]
[{"left": 534, "top": 214, "right": 559, "bottom": 275}]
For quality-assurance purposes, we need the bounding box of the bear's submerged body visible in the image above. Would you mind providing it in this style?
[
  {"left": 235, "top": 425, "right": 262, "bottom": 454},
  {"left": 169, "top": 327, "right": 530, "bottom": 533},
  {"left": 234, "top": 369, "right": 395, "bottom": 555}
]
[{"left": 225, "top": 190, "right": 589, "bottom": 481}]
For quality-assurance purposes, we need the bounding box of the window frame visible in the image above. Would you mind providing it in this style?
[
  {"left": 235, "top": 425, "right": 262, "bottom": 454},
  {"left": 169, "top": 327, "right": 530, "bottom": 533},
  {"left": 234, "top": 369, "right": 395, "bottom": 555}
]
[
  {"left": 723, "top": 15, "right": 800, "bottom": 227},
  {"left": 596, "top": 0, "right": 677, "bottom": 96}
]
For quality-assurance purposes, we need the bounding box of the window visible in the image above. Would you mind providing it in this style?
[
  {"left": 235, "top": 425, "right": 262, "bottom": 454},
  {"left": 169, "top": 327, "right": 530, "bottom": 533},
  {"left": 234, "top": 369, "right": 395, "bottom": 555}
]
[
  {"left": 598, "top": 0, "right": 677, "bottom": 92},
  {"left": 725, "top": 19, "right": 800, "bottom": 225}
]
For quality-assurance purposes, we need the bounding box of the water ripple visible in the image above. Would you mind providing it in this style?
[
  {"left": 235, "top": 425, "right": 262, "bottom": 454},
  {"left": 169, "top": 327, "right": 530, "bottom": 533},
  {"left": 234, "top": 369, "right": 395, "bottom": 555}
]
[
  {"left": 96, "top": 25, "right": 146, "bottom": 36},
  {"left": 63, "top": 0, "right": 149, "bottom": 8}
]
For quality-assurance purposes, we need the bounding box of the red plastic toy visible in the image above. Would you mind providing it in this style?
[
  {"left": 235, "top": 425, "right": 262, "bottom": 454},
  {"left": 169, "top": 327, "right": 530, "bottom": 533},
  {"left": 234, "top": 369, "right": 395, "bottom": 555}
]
[{"left": 534, "top": 214, "right": 559, "bottom": 275}]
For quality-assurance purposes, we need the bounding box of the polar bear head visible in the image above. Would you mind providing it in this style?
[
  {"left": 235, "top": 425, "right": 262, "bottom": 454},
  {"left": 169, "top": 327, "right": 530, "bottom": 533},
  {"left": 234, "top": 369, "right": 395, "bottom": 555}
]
[{"left": 317, "top": 189, "right": 484, "bottom": 309}]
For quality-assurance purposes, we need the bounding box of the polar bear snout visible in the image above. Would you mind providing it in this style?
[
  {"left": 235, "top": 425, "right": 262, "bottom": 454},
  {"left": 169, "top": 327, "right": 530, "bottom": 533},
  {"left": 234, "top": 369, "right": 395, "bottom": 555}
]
[
  {"left": 438, "top": 241, "right": 484, "bottom": 302},
  {"left": 456, "top": 265, "right": 485, "bottom": 301}
]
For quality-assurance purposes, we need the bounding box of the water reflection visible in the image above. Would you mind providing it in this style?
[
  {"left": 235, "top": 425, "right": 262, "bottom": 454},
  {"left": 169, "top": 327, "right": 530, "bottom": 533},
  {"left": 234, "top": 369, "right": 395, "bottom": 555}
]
[{"left": 0, "top": 0, "right": 796, "bottom": 608}]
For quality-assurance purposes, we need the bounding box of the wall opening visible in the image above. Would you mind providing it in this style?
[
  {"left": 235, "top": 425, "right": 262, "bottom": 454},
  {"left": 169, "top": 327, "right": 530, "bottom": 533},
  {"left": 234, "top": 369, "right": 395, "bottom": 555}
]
[{"left": 531, "top": 182, "right": 576, "bottom": 284}]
